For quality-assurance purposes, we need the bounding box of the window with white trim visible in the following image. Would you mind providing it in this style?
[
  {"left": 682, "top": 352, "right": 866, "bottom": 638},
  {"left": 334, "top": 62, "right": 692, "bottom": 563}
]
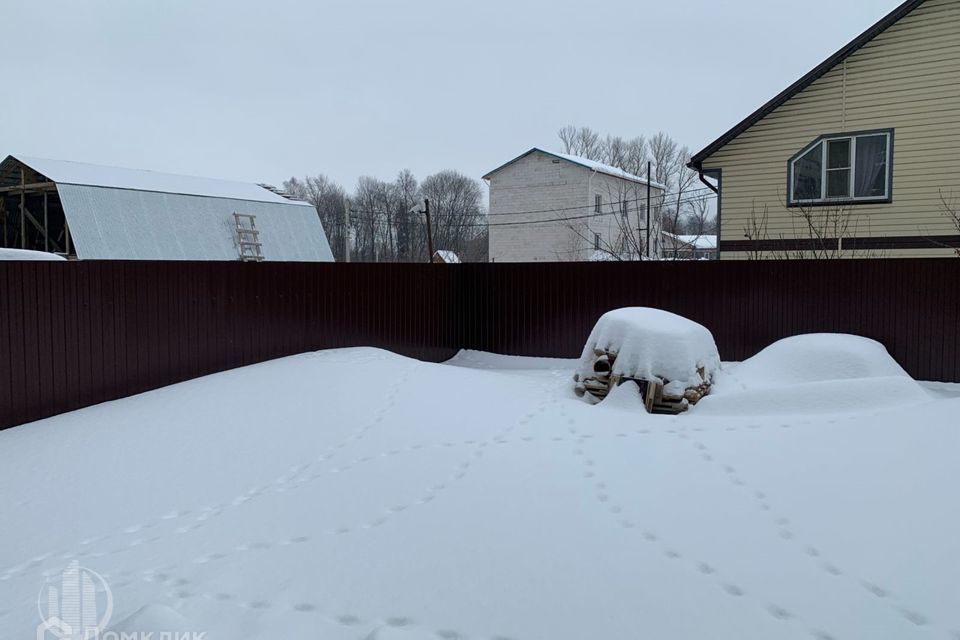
[{"left": 788, "top": 130, "right": 892, "bottom": 205}]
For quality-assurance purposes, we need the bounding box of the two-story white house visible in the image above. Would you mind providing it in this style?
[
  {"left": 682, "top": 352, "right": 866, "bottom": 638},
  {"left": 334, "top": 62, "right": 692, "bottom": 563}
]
[{"left": 483, "top": 148, "right": 666, "bottom": 262}]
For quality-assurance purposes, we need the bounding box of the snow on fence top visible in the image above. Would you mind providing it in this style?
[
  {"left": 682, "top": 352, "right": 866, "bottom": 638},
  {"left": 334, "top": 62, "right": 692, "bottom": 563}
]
[{"left": 578, "top": 308, "right": 720, "bottom": 389}]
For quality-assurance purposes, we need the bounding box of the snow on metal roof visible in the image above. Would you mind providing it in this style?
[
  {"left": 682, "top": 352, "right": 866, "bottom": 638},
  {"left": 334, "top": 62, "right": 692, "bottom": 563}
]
[
  {"left": 14, "top": 155, "right": 309, "bottom": 206},
  {"left": 433, "top": 250, "right": 461, "bottom": 264},
  {"left": 483, "top": 148, "right": 667, "bottom": 190},
  {"left": 56, "top": 184, "right": 333, "bottom": 262}
]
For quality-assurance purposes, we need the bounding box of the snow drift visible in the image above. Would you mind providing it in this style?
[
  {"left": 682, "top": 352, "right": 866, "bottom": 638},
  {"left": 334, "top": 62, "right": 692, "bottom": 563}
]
[
  {"left": 0, "top": 248, "right": 66, "bottom": 261},
  {"left": 724, "top": 333, "right": 911, "bottom": 388},
  {"left": 577, "top": 308, "right": 720, "bottom": 388},
  {"left": 0, "top": 346, "right": 955, "bottom": 640},
  {"left": 699, "top": 334, "right": 930, "bottom": 416}
]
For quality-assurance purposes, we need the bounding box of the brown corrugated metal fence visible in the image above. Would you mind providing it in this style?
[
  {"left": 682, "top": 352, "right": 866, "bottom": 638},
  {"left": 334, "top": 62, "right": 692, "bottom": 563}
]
[{"left": 2, "top": 259, "right": 958, "bottom": 430}]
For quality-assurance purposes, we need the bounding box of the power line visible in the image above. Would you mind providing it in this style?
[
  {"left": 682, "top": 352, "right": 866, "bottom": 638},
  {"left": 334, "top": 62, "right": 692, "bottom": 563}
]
[
  {"left": 345, "top": 186, "right": 716, "bottom": 221},
  {"left": 483, "top": 185, "right": 717, "bottom": 217},
  {"left": 346, "top": 192, "right": 717, "bottom": 229}
]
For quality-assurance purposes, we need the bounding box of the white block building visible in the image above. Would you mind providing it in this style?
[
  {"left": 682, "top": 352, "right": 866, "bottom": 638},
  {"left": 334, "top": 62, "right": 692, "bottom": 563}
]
[{"left": 483, "top": 148, "right": 665, "bottom": 262}]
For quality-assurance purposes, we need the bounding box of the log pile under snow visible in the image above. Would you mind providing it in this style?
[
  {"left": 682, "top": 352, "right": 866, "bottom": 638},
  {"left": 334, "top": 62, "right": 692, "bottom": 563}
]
[{"left": 573, "top": 308, "right": 721, "bottom": 414}]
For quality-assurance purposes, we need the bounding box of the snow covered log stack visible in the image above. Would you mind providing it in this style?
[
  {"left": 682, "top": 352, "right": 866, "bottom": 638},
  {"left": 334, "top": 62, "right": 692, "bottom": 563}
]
[{"left": 574, "top": 308, "right": 721, "bottom": 414}]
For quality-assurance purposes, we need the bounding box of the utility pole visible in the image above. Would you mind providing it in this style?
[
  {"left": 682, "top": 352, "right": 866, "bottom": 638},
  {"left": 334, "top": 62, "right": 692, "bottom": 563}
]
[
  {"left": 20, "top": 168, "right": 26, "bottom": 249},
  {"left": 343, "top": 197, "right": 351, "bottom": 263},
  {"left": 646, "top": 161, "right": 652, "bottom": 260},
  {"left": 423, "top": 198, "right": 435, "bottom": 263}
]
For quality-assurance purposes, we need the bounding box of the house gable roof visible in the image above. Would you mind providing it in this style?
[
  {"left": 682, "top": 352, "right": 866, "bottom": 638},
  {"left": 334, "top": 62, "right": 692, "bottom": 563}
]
[
  {"left": 484, "top": 148, "right": 666, "bottom": 189},
  {"left": 688, "top": 0, "right": 928, "bottom": 169}
]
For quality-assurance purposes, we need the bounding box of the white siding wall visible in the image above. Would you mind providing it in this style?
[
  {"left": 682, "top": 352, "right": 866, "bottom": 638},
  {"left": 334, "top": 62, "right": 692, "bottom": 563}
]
[{"left": 488, "top": 151, "right": 661, "bottom": 262}]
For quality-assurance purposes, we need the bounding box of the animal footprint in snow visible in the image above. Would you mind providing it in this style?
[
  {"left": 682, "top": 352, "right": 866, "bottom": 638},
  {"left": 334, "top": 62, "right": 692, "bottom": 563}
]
[
  {"left": 385, "top": 617, "right": 413, "bottom": 627},
  {"left": 860, "top": 581, "right": 888, "bottom": 598},
  {"left": 722, "top": 583, "right": 744, "bottom": 597},
  {"left": 898, "top": 608, "right": 928, "bottom": 626},
  {"left": 766, "top": 604, "right": 792, "bottom": 620}
]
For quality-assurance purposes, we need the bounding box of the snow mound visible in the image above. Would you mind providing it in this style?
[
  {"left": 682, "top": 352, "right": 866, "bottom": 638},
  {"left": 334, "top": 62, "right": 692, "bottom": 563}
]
[
  {"left": 108, "top": 604, "right": 195, "bottom": 634},
  {"left": 578, "top": 308, "right": 720, "bottom": 387},
  {"left": 0, "top": 248, "right": 66, "bottom": 261},
  {"left": 697, "top": 376, "right": 931, "bottom": 416},
  {"left": 724, "top": 334, "right": 910, "bottom": 390},
  {"left": 700, "top": 334, "right": 930, "bottom": 416},
  {"left": 364, "top": 627, "right": 438, "bottom": 640}
]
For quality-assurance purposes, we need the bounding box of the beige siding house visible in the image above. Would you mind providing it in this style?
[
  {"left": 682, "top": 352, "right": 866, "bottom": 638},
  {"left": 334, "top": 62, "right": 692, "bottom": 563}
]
[
  {"left": 689, "top": 0, "right": 960, "bottom": 259},
  {"left": 483, "top": 148, "right": 665, "bottom": 262}
]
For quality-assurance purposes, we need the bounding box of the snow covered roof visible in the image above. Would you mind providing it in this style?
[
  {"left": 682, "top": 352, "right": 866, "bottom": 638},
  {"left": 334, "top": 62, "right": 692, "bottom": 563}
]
[
  {"left": 433, "top": 250, "right": 461, "bottom": 264},
  {"left": 483, "top": 148, "right": 667, "bottom": 190},
  {"left": 1, "top": 155, "right": 333, "bottom": 262},
  {"left": 672, "top": 234, "right": 717, "bottom": 250},
  {"left": 10, "top": 155, "right": 310, "bottom": 206}
]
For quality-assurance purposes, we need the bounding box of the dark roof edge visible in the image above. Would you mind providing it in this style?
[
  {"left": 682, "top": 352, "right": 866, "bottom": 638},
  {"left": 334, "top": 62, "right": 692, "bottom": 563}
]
[{"left": 688, "top": 0, "right": 927, "bottom": 169}]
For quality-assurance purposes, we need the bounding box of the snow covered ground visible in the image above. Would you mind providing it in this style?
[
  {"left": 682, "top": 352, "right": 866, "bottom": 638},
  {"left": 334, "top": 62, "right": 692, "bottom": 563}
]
[{"left": 1, "top": 345, "right": 959, "bottom": 639}]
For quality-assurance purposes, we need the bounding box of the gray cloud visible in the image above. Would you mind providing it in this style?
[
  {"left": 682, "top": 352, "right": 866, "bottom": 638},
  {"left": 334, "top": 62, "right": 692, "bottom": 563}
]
[{"left": 3, "top": 0, "right": 898, "bottom": 192}]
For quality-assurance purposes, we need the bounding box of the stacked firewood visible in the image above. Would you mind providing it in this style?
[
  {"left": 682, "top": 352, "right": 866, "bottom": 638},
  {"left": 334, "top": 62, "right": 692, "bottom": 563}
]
[{"left": 574, "top": 348, "right": 711, "bottom": 414}]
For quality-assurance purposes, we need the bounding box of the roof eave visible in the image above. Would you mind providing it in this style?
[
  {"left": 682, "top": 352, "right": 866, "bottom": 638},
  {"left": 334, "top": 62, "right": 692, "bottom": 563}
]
[
  {"left": 688, "top": 0, "right": 927, "bottom": 169},
  {"left": 485, "top": 147, "right": 665, "bottom": 189}
]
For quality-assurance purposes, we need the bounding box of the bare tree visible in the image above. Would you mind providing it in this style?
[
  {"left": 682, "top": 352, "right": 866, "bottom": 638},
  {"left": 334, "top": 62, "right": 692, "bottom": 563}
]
[
  {"left": 421, "top": 170, "right": 487, "bottom": 260},
  {"left": 558, "top": 125, "right": 603, "bottom": 159},
  {"left": 939, "top": 189, "right": 960, "bottom": 256},
  {"left": 556, "top": 126, "right": 718, "bottom": 260},
  {"left": 740, "top": 195, "right": 880, "bottom": 259},
  {"left": 561, "top": 180, "right": 653, "bottom": 261},
  {"left": 283, "top": 174, "right": 347, "bottom": 261}
]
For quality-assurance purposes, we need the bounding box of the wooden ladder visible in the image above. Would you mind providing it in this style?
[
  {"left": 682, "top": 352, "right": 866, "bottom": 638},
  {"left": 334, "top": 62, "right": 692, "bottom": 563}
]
[{"left": 234, "top": 213, "right": 264, "bottom": 262}]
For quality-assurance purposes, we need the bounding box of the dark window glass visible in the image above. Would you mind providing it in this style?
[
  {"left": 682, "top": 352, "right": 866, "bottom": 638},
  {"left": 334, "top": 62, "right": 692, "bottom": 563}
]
[
  {"left": 828, "top": 139, "right": 851, "bottom": 169},
  {"left": 855, "top": 134, "right": 889, "bottom": 198},
  {"left": 827, "top": 169, "right": 851, "bottom": 198},
  {"left": 792, "top": 142, "right": 823, "bottom": 201},
  {"left": 595, "top": 194, "right": 602, "bottom": 213}
]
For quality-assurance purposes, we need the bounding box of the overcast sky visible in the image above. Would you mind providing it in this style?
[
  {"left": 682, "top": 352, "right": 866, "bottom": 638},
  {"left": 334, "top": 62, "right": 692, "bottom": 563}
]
[{"left": 3, "top": 0, "right": 902, "bottom": 193}]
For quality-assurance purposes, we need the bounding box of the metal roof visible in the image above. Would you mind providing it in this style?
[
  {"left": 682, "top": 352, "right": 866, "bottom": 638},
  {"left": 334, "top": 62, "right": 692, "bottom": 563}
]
[
  {"left": 688, "top": 0, "right": 928, "bottom": 168},
  {"left": 2, "top": 156, "right": 333, "bottom": 262}
]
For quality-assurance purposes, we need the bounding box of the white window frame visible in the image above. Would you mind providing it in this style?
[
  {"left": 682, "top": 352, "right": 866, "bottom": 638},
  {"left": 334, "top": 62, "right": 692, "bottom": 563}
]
[{"left": 788, "top": 130, "right": 892, "bottom": 205}]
